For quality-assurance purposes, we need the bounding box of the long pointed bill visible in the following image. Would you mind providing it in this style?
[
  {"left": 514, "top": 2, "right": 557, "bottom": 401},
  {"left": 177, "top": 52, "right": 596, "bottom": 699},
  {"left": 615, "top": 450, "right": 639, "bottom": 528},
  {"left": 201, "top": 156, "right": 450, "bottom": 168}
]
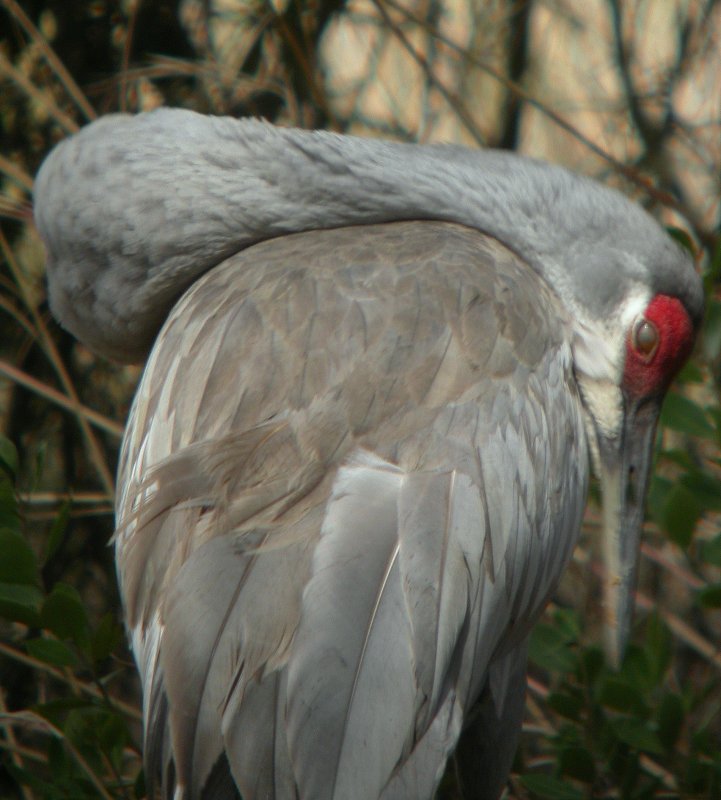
[{"left": 599, "top": 398, "right": 661, "bottom": 668}]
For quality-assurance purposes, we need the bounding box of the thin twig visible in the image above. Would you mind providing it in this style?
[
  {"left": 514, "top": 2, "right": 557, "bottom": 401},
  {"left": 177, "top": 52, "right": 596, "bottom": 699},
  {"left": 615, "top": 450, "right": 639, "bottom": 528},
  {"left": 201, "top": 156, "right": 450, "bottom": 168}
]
[
  {"left": 0, "top": 154, "right": 34, "bottom": 193},
  {"left": 0, "top": 231, "right": 118, "bottom": 491},
  {"left": 0, "top": 711, "right": 114, "bottom": 800},
  {"left": 371, "top": 0, "right": 488, "bottom": 146},
  {"left": 24, "top": 507, "right": 114, "bottom": 521},
  {"left": 639, "top": 754, "right": 678, "bottom": 792},
  {"left": 635, "top": 590, "right": 721, "bottom": 671},
  {"left": 378, "top": 0, "right": 718, "bottom": 250},
  {"left": 119, "top": 0, "right": 142, "bottom": 112},
  {"left": 0, "top": 360, "right": 124, "bottom": 439},
  {"left": 0, "top": 294, "right": 39, "bottom": 341},
  {"left": 20, "top": 491, "right": 114, "bottom": 505},
  {"left": 640, "top": 541, "right": 704, "bottom": 591},
  {"left": 0, "top": 51, "right": 78, "bottom": 134},
  {"left": 0, "top": 641, "right": 141, "bottom": 721},
  {"left": 0, "top": 690, "right": 34, "bottom": 800},
  {"left": 0, "top": 196, "right": 31, "bottom": 222},
  {"left": 0, "top": 0, "right": 96, "bottom": 121},
  {"left": 526, "top": 675, "right": 549, "bottom": 699},
  {"left": 269, "top": 1, "right": 338, "bottom": 127},
  {"left": 0, "top": 738, "right": 48, "bottom": 764}
]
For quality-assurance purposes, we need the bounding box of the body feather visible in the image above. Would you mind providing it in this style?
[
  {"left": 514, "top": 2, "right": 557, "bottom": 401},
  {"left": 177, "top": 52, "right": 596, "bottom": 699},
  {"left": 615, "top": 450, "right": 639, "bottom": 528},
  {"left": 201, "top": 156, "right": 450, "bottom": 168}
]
[{"left": 113, "top": 221, "right": 587, "bottom": 798}]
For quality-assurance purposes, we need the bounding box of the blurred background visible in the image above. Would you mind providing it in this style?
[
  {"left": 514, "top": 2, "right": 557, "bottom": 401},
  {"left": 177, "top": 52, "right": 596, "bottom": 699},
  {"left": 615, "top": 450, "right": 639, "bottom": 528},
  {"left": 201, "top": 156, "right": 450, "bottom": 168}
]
[{"left": 0, "top": 1, "right": 720, "bottom": 797}]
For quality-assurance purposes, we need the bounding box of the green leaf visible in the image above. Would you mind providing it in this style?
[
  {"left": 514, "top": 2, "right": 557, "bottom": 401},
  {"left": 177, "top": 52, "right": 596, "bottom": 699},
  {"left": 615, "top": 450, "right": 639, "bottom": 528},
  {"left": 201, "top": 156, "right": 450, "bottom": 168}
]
[
  {"left": 666, "top": 226, "right": 696, "bottom": 255},
  {"left": 681, "top": 470, "right": 721, "bottom": 513},
  {"left": 658, "top": 482, "right": 700, "bottom": 548},
  {"left": 657, "top": 692, "right": 684, "bottom": 751},
  {"left": 577, "top": 646, "right": 604, "bottom": 687},
  {"left": 33, "top": 697, "right": 96, "bottom": 726},
  {"left": 0, "top": 476, "right": 20, "bottom": 532},
  {"left": 4, "top": 761, "right": 66, "bottom": 800},
  {"left": 705, "top": 236, "right": 721, "bottom": 284},
  {"left": 702, "top": 299, "right": 721, "bottom": 361},
  {"left": 660, "top": 393, "right": 715, "bottom": 439},
  {"left": 559, "top": 745, "right": 595, "bottom": 782},
  {"left": 0, "top": 435, "right": 18, "bottom": 478},
  {"left": 0, "top": 581, "right": 43, "bottom": 625},
  {"left": 554, "top": 722, "right": 583, "bottom": 749},
  {"left": 709, "top": 408, "right": 721, "bottom": 449},
  {"left": 697, "top": 583, "right": 721, "bottom": 608},
  {"left": 134, "top": 768, "right": 146, "bottom": 800},
  {"left": 691, "top": 724, "right": 718, "bottom": 753},
  {"left": 62, "top": 706, "right": 131, "bottom": 776},
  {"left": 610, "top": 717, "right": 665, "bottom": 755},
  {"left": 94, "top": 710, "right": 130, "bottom": 770},
  {"left": 643, "top": 614, "right": 672, "bottom": 686},
  {"left": 41, "top": 583, "right": 91, "bottom": 650},
  {"left": 43, "top": 500, "right": 71, "bottom": 565},
  {"left": 648, "top": 475, "right": 672, "bottom": 528},
  {"left": 61, "top": 709, "right": 104, "bottom": 774},
  {"left": 519, "top": 774, "right": 584, "bottom": 800},
  {"left": 26, "top": 637, "right": 78, "bottom": 667},
  {"left": 548, "top": 690, "right": 583, "bottom": 721},
  {"left": 599, "top": 676, "right": 648, "bottom": 716},
  {"left": 551, "top": 608, "right": 581, "bottom": 639},
  {"left": 620, "top": 644, "right": 657, "bottom": 694},
  {"left": 529, "top": 623, "right": 578, "bottom": 673},
  {"left": 0, "top": 529, "right": 40, "bottom": 585},
  {"left": 700, "top": 534, "right": 721, "bottom": 567},
  {"left": 91, "top": 612, "right": 122, "bottom": 663},
  {"left": 676, "top": 360, "right": 704, "bottom": 384}
]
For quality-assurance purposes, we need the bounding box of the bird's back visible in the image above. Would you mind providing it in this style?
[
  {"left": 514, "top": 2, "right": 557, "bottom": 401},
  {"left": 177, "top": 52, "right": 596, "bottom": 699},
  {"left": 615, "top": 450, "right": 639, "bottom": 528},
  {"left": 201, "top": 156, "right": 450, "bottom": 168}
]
[{"left": 115, "top": 220, "right": 588, "bottom": 799}]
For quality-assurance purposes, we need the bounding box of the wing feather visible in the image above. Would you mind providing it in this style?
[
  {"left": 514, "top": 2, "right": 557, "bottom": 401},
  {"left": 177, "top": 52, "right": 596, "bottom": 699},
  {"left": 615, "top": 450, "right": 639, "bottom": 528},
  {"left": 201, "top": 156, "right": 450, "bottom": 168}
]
[
  {"left": 222, "top": 671, "right": 295, "bottom": 800},
  {"left": 286, "top": 453, "right": 416, "bottom": 800},
  {"left": 159, "top": 531, "right": 313, "bottom": 796},
  {"left": 453, "top": 642, "right": 529, "bottom": 800},
  {"left": 380, "top": 692, "right": 464, "bottom": 800},
  {"left": 107, "top": 221, "right": 588, "bottom": 798},
  {"left": 397, "top": 471, "right": 460, "bottom": 724},
  {"left": 397, "top": 469, "right": 488, "bottom": 728}
]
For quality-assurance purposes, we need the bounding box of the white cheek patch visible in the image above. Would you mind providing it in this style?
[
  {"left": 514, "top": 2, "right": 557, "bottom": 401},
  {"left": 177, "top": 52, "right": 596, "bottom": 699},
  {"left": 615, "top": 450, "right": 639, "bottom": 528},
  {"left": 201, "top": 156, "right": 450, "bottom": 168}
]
[
  {"left": 570, "top": 286, "right": 651, "bottom": 462},
  {"left": 571, "top": 288, "right": 650, "bottom": 385},
  {"left": 579, "top": 378, "right": 624, "bottom": 441},
  {"left": 618, "top": 290, "right": 652, "bottom": 350},
  {"left": 572, "top": 328, "right": 617, "bottom": 383}
]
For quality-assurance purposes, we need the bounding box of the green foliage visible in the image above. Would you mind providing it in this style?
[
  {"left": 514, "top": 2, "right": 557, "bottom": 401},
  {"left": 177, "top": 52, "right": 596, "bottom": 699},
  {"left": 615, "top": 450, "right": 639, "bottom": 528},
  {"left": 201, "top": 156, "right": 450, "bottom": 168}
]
[
  {"left": 1, "top": 2, "right": 720, "bottom": 799},
  {"left": 0, "top": 435, "right": 140, "bottom": 798},
  {"left": 524, "top": 609, "right": 721, "bottom": 798}
]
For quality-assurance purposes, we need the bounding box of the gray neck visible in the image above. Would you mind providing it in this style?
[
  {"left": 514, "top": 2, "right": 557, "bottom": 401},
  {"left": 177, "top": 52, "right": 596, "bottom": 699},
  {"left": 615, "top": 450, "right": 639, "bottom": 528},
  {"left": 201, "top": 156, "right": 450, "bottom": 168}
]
[{"left": 34, "top": 108, "right": 698, "bottom": 362}]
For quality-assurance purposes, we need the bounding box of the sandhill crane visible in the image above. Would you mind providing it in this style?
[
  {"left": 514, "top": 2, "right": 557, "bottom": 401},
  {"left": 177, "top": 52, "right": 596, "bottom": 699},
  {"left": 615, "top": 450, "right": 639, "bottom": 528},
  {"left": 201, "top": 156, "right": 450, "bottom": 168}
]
[{"left": 34, "top": 109, "right": 702, "bottom": 799}]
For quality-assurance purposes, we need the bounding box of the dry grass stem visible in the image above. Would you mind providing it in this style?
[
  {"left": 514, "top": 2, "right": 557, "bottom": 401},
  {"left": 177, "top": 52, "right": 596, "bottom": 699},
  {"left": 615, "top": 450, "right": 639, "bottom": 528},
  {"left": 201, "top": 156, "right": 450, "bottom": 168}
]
[
  {"left": 0, "top": 0, "right": 96, "bottom": 122},
  {"left": 0, "top": 359, "right": 124, "bottom": 439}
]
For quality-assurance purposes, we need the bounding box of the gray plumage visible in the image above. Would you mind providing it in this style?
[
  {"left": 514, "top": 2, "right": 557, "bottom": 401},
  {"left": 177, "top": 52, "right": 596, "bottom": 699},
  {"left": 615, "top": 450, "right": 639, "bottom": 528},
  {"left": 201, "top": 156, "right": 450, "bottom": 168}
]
[
  {"left": 33, "top": 109, "right": 703, "bottom": 799},
  {"left": 33, "top": 108, "right": 701, "bottom": 362},
  {"left": 116, "top": 222, "right": 584, "bottom": 799}
]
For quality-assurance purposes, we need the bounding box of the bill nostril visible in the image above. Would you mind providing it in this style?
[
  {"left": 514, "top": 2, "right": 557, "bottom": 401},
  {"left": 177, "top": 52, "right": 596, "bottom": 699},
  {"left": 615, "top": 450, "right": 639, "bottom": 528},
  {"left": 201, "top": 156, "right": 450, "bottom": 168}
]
[{"left": 627, "top": 464, "right": 637, "bottom": 504}]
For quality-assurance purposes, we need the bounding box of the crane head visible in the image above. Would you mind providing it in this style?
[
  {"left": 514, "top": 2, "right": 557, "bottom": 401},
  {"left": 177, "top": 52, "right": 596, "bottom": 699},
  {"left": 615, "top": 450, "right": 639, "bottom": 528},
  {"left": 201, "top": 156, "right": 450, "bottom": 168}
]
[{"left": 576, "top": 283, "right": 699, "bottom": 667}]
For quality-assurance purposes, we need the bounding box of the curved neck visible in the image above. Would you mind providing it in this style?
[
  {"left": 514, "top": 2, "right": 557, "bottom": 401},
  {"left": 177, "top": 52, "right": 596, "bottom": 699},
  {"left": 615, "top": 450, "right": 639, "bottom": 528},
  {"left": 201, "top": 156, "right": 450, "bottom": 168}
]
[{"left": 33, "top": 109, "right": 691, "bottom": 361}]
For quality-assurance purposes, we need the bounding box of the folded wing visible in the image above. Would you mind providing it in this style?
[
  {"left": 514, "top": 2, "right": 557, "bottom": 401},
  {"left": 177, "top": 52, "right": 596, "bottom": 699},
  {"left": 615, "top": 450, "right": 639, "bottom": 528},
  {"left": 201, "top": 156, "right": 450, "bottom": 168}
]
[{"left": 115, "top": 221, "right": 587, "bottom": 799}]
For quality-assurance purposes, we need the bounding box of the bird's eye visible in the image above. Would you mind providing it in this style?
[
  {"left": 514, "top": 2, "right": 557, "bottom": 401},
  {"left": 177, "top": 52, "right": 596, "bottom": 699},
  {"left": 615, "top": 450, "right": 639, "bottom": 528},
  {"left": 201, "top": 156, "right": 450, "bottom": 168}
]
[{"left": 633, "top": 318, "right": 659, "bottom": 359}]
